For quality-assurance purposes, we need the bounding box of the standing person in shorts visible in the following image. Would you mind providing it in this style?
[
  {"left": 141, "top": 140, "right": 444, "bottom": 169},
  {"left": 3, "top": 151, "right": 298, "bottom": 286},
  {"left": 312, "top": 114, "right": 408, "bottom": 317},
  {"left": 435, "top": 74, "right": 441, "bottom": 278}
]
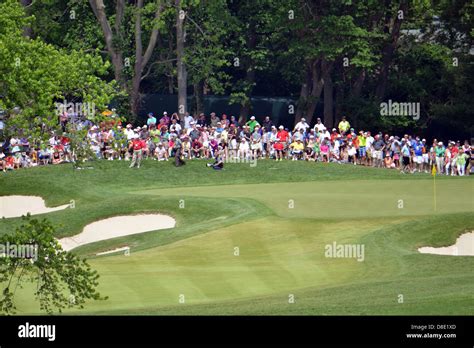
[
  {"left": 413, "top": 137, "right": 424, "bottom": 173},
  {"left": 401, "top": 139, "right": 411, "bottom": 174},
  {"left": 365, "top": 131, "right": 374, "bottom": 166},
  {"left": 250, "top": 127, "right": 262, "bottom": 160},
  {"left": 357, "top": 131, "right": 367, "bottom": 165},
  {"left": 372, "top": 135, "right": 385, "bottom": 168},
  {"left": 392, "top": 136, "right": 401, "bottom": 169}
]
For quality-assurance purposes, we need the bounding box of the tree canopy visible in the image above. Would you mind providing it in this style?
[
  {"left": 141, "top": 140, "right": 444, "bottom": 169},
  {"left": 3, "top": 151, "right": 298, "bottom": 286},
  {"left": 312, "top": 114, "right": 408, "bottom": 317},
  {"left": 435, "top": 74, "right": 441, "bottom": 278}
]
[{"left": 1, "top": 0, "right": 473, "bottom": 139}]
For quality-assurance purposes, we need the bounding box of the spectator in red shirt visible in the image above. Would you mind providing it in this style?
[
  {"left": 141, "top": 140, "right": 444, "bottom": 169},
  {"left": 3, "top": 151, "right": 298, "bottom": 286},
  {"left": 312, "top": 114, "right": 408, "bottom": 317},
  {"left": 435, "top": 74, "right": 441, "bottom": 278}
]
[
  {"left": 129, "top": 135, "right": 145, "bottom": 168},
  {"left": 191, "top": 138, "right": 204, "bottom": 158},
  {"left": 276, "top": 125, "right": 289, "bottom": 159},
  {"left": 276, "top": 126, "right": 288, "bottom": 143},
  {"left": 330, "top": 128, "right": 339, "bottom": 142}
]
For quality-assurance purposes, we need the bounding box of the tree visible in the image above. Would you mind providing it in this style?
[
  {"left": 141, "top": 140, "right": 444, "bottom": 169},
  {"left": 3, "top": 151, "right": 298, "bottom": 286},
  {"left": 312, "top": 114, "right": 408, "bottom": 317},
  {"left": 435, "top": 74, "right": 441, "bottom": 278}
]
[
  {"left": 175, "top": 0, "right": 187, "bottom": 118},
  {"left": 0, "top": 215, "right": 107, "bottom": 315},
  {"left": 182, "top": 0, "right": 232, "bottom": 115},
  {"left": 0, "top": 0, "right": 116, "bottom": 142},
  {"left": 227, "top": 0, "right": 274, "bottom": 122},
  {"left": 88, "top": 0, "right": 169, "bottom": 119},
  {"left": 267, "top": 0, "right": 378, "bottom": 127}
]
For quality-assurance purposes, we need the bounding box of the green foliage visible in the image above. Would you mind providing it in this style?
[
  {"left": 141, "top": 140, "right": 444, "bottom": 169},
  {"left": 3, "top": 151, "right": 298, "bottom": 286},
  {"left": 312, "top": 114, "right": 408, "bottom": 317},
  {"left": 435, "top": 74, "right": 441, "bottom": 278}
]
[
  {"left": 0, "top": 0, "right": 117, "bottom": 141},
  {"left": 1, "top": 0, "right": 471, "bottom": 137},
  {"left": 0, "top": 215, "right": 107, "bottom": 315},
  {"left": 184, "top": 0, "right": 232, "bottom": 93}
]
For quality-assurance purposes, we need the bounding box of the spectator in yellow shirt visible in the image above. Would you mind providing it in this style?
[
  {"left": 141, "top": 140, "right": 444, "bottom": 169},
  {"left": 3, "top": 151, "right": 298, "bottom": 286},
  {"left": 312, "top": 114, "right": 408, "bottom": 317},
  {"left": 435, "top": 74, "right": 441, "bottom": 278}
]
[
  {"left": 338, "top": 116, "right": 350, "bottom": 135},
  {"left": 290, "top": 139, "right": 305, "bottom": 160}
]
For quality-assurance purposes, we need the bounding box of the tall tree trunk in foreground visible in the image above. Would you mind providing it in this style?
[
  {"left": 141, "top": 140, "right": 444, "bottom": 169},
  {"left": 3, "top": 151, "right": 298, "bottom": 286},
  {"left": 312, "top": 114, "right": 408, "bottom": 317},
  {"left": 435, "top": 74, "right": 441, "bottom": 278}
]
[
  {"left": 322, "top": 59, "right": 334, "bottom": 128},
  {"left": 238, "top": 24, "right": 257, "bottom": 124},
  {"left": 295, "top": 59, "right": 323, "bottom": 126},
  {"left": 89, "top": 0, "right": 164, "bottom": 120},
  {"left": 193, "top": 81, "right": 204, "bottom": 115},
  {"left": 176, "top": 0, "right": 187, "bottom": 119},
  {"left": 375, "top": 1, "right": 406, "bottom": 100}
]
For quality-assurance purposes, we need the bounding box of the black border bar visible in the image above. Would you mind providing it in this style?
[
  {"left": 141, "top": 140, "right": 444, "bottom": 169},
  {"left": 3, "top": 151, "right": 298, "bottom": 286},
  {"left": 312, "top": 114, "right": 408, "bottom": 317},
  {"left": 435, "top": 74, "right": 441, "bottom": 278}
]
[{"left": 0, "top": 316, "right": 472, "bottom": 346}]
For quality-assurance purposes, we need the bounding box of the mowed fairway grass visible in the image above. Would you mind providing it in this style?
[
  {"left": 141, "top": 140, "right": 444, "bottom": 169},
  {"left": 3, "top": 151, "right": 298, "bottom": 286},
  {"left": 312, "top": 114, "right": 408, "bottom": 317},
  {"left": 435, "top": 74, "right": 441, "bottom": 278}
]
[{"left": 0, "top": 159, "right": 473, "bottom": 315}]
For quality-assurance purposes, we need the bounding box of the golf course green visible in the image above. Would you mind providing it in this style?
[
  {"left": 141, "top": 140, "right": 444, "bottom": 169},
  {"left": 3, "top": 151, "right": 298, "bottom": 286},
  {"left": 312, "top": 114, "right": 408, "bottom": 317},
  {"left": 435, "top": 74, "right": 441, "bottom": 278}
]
[{"left": 0, "top": 159, "right": 473, "bottom": 315}]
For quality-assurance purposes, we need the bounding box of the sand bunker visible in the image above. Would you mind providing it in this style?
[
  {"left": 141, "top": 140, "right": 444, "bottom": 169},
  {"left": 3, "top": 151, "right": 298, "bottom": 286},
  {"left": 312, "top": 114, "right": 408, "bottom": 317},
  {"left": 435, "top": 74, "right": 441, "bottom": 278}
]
[
  {"left": 96, "top": 246, "right": 130, "bottom": 256},
  {"left": 418, "top": 232, "right": 474, "bottom": 256},
  {"left": 59, "top": 214, "right": 175, "bottom": 251},
  {"left": 0, "top": 195, "right": 70, "bottom": 218}
]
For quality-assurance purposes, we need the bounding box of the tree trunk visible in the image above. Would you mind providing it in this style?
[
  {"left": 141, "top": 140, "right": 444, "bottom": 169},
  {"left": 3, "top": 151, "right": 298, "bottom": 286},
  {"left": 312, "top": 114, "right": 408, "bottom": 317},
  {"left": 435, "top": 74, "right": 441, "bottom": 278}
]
[
  {"left": 130, "top": 75, "right": 141, "bottom": 120},
  {"left": 334, "top": 82, "right": 344, "bottom": 124},
  {"left": 351, "top": 69, "right": 366, "bottom": 98},
  {"left": 375, "top": 2, "right": 406, "bottom": 100},
  {"left": 89, "top": 0, "right": 164, "bottom": 119},
  {"left": 294, "top": 81, "right": 308, "bottom": 122},
  {"left": 193, "top": 81, "right": 204, "bottom": 115},
  {"left": 295, "top": 59, "right": 323, "bottom": 126},
  {"left": 111, "top": 54, "right": 125, "bottom": 87},
  {"left": 89, "top": 0, "right": 125, "bottom": 87},
  {"left": 20, "top": 0, "right": 33, "bottom": 38},
  {"left": 176, "top": 0, "right": 187, "bottom": 118},
  {"left": 166, "top": 39, "right": 175, "bottom": 94},
  {"left": 131, "top": 0, "right": 144, "bottom": 120},
  {"left": 322, "top": 59, "right": 334, "bottom": 128},
  {"left": 239, "top": 105, "right": 250, "bottom": 124},
  {"left": 306, "top": 60, "right": 324, "bottom": 124},
  {"left": 239, "top": 23, "right": 257, "bottom": 123},
  {"left": 239, "top": 65, "right": 255, "bottom": 123}
]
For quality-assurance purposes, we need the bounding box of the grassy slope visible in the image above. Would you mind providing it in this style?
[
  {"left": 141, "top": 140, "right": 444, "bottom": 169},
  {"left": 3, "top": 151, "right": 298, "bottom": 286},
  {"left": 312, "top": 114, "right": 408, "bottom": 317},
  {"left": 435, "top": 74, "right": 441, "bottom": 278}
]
[
  {"left": 86, "top": 214, "right": 474, "bottom": 315},
  {"left": 0, "top": 159, "right": 473, "bottom": 315}
]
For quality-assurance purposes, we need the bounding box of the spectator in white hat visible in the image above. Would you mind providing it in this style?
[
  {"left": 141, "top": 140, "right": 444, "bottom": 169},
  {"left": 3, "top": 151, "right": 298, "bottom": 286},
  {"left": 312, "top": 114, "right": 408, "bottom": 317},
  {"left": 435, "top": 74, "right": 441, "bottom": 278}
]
[
  {"left": 124, "top": 124, "right": 135, "bottom": 140},
  {"left": 313, "top": 117, "right": 325, "bottom": 133},
  {"left": 435, "top": 141, "right": 445, "bottom": 175},
  {"left": 160, "top": 111, "right": 170, "bottom": 126},
  {"left": 294, "top": 117, "right": 309, "bottom": 132},
  {"left": 245, "top": 116, "right": 260, "bottom": 132}
]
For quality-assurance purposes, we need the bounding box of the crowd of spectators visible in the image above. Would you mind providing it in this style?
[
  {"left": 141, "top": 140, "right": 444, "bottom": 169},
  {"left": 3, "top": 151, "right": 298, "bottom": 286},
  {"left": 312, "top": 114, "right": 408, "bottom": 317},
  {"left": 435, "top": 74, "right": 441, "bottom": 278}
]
[{"left": 1, "top": 111, "right": 472, "bottom": 175}]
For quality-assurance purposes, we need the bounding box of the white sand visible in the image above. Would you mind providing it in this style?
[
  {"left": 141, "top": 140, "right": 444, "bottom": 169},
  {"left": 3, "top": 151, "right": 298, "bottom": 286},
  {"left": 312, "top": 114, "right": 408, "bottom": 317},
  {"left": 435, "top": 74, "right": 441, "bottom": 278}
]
[
  {"left": 96, "top": 246, "right": 130, "bottom": 256},
  {"left": 418, "top": 232, "right": 474, "bottom": 256},
  {"left": 59, "top": 214, "right": 175, "bottom": 251},
  {"left": 0, "top": 195, "right": 70, "bottom": 218}
]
